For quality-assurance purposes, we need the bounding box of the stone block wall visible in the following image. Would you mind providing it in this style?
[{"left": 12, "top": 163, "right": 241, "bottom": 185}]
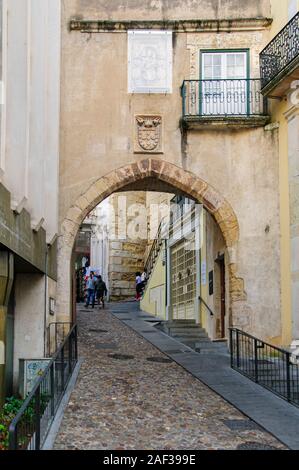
[{"left": 108, "top": 191, "right": 148, "bottom": 300}]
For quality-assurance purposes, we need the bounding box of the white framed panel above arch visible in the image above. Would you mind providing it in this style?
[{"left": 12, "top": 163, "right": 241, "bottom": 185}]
[{"left": 128, "top": 30, "right": 173, "bottom": 94}]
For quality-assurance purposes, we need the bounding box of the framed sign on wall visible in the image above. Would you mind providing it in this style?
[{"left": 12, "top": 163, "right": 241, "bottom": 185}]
[{"left": 128, "top": 30, "right": 173, "bottom": 94}]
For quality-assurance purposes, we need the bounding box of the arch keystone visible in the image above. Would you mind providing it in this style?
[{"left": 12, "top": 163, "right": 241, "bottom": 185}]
[
  {"left": 137, "top": 159, "right": 152, "bottom": 177},
  {"left": 150, "top": 158, "right": 163, "bottom": 176}
]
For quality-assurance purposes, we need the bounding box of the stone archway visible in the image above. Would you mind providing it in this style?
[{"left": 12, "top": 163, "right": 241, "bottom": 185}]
[{"left": 57, "top": 158, "right": 245, "bottom": 320}]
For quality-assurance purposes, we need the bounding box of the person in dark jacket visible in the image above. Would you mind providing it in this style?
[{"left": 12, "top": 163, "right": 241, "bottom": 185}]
[
  {"left": 85, "top": 272, "right": 96, "bottom": 308},
  {"left": 95, "top": 275, "right": 108, "bottom": 309}
]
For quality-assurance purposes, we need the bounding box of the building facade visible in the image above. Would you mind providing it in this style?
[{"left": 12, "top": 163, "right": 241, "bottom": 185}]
[
  {"left": 57, "top": 0, "right": 286, "bottom": 347},
  {"left": 76, "top": 191, "right": 173, "bottom": 301},
  {"left": 1, "top": 0, "right": 299, "bottom": 404},
  {"left": 0, "top": 0, "right": 61, "bottom": 403},
  {"left": 141, "top": 197, "right": 227, "bottom": 341},
  {"left": 141, "top": 0, "right": 299, "bottom": 347},
  {"left": 260, "top": 0, "right": 299, "bottom": 350}
]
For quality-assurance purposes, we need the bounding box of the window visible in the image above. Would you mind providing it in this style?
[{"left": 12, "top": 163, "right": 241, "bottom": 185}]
[
  {"left": 202, "top": 52, "right": 247, "bottom": 80},
  {"left": 201, "top": 51, "right": 248, "bottom": 116}
]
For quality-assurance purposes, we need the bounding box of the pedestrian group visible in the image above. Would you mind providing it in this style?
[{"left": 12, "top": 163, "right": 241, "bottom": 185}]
[{"left": 85, "top": 272, "right": 108, "bottom": 309}]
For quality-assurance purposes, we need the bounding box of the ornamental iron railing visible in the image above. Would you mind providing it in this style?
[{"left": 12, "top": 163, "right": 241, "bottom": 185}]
[
  {"left": 181, "top": 79, "right": 268, "bottom": 117},
  {"left": 9, "top": 325, "right": 78, "bottom": 450},
  {"left": 230, "top": 328, "right": 299, "bottom": 408},
  {"left": 260, "top": 12, "right": 299, "bottom": 89}
]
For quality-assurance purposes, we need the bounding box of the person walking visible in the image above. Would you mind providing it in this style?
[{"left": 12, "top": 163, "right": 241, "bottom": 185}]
[
  {"left": 95, "top": 275, "right": 108, "bottom": 309},
  {"left": 135, "top": 272, "right": 143, "bottom": 301},
  {"left": 85, "top": 271, "right": 96, "bottom": 308}
]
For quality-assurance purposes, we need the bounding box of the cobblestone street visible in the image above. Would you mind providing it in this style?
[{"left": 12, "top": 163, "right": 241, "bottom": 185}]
[{"left": 54, "top": 305, "right": 285, "bottom": 450}]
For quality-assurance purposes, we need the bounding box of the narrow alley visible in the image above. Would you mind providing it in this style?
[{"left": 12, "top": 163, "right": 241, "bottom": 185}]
[{"left": 54, "top": 304, "right": 284, "bottom": 451}]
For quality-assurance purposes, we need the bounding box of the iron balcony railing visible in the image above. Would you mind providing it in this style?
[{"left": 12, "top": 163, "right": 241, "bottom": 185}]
[
  {"left": 230, "top": 328, "right": 299, "bottom": 408},
  {"left": 9, "top": 325, "right": 78, "bottom": 450},
  {"left": 260, "top": 12, "right": 299, "bottom": 89},
  {"left": 181, "top": 79, "right": 268, "bottom": 117}
]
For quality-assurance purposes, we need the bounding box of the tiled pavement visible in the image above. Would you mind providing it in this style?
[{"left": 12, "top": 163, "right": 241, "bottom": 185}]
[{"left": 54, "top": 304, "right": 286, "bottom": 450}]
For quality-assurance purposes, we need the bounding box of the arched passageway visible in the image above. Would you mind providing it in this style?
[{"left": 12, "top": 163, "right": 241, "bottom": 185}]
[{"left": 56, "top": 158, "right": 245, "bottom": 324}]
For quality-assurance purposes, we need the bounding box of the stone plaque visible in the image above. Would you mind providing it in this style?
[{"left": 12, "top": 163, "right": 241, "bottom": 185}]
[
  {"left": 128, "top": 30, "right": 172, "bottom": 94},
  {"left": 134, "top": 115, "right": 163, "bottom": 154}
]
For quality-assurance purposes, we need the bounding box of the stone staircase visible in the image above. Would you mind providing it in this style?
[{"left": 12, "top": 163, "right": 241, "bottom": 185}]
[{"left": 157, "top": 319, "right": 228, "bottom": 354}]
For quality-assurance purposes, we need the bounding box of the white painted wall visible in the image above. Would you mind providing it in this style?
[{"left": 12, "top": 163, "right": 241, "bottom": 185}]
[
  {"left": 13, "top": 273, "right": 45, "bottom": 389},
  {"left": 89, "top": 201, "right": 110, "bottom": 294},
  {"left": 288, "top": 0, "right": 298, "bottom": 19},
  {"left": 0, "top": 0, "right": 60, "bottom": 243}
]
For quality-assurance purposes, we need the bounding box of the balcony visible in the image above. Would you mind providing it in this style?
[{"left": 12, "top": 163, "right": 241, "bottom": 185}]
[
  {"left": 181, "top": 79, "right": 270, "bottom": 130},
  {"left": 260, "top": 12, "right": 299, "bottom": 98}
]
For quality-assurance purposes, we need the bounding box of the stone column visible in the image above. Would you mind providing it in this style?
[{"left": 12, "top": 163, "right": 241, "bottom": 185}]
[
  {"left": 108, "top": 192, "right": 148, "bottom": 300},
  {"left": 285, "top": 106, "right": 299, "bottom": 347},
  {"left": 0, "top": 252, "right": 14, "bottom": 405}
]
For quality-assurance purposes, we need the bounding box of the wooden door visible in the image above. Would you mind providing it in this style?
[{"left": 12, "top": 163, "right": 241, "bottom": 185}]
[{"left": 219, "top": 258, "right": 226, "bottom": 338}]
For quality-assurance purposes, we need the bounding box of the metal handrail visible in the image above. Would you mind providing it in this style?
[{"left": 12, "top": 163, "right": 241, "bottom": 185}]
[
  {"left": 183, "top": 78, "right": 260, "bottom": 82},
  {"left": 143, "top": 222, "right": 165, "bottom": 298},
  {"left": 144, "top": 222, "right": 163, "bottom": 276},
  {"left": 198, "top": 295, "right": 214, "bottom": 317},
  {"left": 46, "top": 322, "right": 73, "bottom": 356},
  {"left": 9, "top": 324, "right": 78, "bottom": 450},
  {"left": 230, "top": 328, "right": 299, "bottom": 408},
  {"left": 230, "top": 327, "right": 290, "bottom": 355}
]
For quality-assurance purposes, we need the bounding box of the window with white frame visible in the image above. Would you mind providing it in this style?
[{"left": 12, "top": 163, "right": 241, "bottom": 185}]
[
  {"left": 202, "top": 51, "right": 247, "bottom": 80},
  {"left": 201, "top": 51, "right": 248, "bottom": 115}
]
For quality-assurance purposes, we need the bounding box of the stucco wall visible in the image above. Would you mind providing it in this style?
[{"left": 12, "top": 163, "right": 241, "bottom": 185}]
[
  {"left": 141, "top": 248, "right": 166, "bottom": 319},
  {"left": 13, "top": 273, "right": 45, "bottom": 389},
  {"left": 0, "top": 0, "right": 60, "bottom": 244},
  {"left": 59, "top": 1, "right": 283, "bottom": 342},
  {"left": 187, "top": 127, "right": 281, "bottom": 339},
  {"left": 265, "top": 0, "right": 299, "bottom": 345},
  {"left": 68, "top": 0, "right": 271, "bottom": 21},
  {"left": 59, "top": 3, "right": 272, "bottom": 222},
  {"left": 270, "top": 0, "right": 299, "bottom": 36}
]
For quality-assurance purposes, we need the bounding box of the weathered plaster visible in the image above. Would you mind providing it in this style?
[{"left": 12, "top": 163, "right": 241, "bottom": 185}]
[
  {"left": 57, "top": 158, "right": 242, "bottom": 320},
  {"left": 59, "top": 0, "right": 281, "bottom": 342}
]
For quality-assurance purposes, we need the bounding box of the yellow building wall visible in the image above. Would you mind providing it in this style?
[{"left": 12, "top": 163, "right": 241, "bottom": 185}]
[
  {"left": 270, "top": 1, "right": 288, "bottom": 36},
  {"left": 270, "top": 1, "right": 299, "bottom": 36},
  {"left": 140, "top": 248, "right": 166, "bottom": 319},
  {"left": 267, "top": 0, "right": 299, "bottom": 346},
  {"left": 271, "top": 99, "right": 292, "bottom": 346}
]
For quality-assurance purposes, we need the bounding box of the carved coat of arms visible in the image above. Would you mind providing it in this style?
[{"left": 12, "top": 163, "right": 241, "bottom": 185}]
[{"left": 135, "top": 115, "right": 162, "bottom": 153}]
